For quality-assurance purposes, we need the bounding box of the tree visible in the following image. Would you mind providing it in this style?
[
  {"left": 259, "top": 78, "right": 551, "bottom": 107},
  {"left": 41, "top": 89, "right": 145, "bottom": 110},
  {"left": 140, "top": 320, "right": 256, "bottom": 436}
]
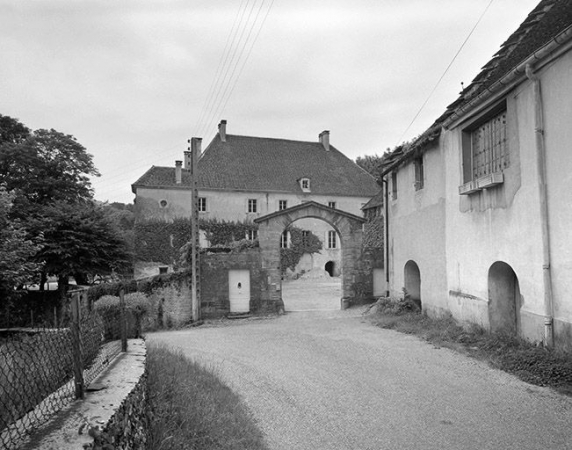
[
  {"left": 0, "top": 115, "right": 132, "bottom": 299},
  {"left": 356, "top": 154, "right": 385, "bottom": 180},
  {"left": 37, "top": 200, "right": 132, "bottom": 294},
  {"left": 0, "top": 114, "right": 30, "bottom": 145},
  {"left": 0, "top": 187, "right": 41, "bottom": 308},
  {"left": 0, "top": 128, "right": 99, "bottom": 213}
]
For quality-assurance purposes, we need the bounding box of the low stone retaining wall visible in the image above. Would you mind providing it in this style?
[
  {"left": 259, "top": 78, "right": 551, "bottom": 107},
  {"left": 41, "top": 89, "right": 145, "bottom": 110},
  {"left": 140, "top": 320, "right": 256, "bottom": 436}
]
[{"left": 28, "top": 339, "right": 147, "bottom": 450}]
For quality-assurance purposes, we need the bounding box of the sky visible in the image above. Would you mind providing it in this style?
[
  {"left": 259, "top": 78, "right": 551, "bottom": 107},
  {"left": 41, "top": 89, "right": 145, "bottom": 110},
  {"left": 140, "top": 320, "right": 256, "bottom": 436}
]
[{"left": 0, "top": 0, "right": 541, "bottom": 204}]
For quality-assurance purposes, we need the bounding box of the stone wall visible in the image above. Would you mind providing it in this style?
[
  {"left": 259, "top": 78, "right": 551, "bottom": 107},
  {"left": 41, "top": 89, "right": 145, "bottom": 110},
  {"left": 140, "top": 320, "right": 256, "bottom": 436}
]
[
  {"left": 91, "top": 370, "right": 148, "bottom": 449},
  {"left": 201, "top": 249, "right": 274, "bottom": 317}
]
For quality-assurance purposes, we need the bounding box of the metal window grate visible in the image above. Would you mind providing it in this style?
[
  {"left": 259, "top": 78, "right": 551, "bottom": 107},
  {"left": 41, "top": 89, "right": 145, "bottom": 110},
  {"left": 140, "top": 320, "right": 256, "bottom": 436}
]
[{"left": 471, "top": 111, "right": 508, "bottom": 179}]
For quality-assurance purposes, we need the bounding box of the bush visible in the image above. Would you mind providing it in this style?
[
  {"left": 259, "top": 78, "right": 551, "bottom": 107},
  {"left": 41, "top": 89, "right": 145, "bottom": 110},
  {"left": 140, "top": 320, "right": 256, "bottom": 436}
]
[{"left": 93, "top": 293, "right": 151, "bottom": 339}]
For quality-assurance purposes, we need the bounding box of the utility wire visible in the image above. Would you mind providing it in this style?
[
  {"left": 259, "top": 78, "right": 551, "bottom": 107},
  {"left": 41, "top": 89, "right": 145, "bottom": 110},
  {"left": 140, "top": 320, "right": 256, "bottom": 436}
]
[
  {"left": 201, "top": 0, "right": 271, "bottom": 137},
  {"left": 192, "top": 1, "right": 249, "bottom": 136},
  {"left": 395, "top": 0, "right": 495, "bottom": 146},
  {"left": 196, "top": 1, "right": 257, "bottom": 138}
]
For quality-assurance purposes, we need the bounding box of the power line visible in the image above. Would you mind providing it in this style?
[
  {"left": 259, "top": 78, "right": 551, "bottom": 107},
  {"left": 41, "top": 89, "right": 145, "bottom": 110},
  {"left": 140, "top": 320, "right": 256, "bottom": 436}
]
[
  {"left": 395, "top": 0, "right": 496, "bottom": 146},
  {"left": 200, "top": 0, "right": 269, "bottom": 137},
  {"left": 192, "top": 1, "right": 249, "bottom": 136},
  {"left": 196, "top": 0, "right": 260, "bottom": 138}
]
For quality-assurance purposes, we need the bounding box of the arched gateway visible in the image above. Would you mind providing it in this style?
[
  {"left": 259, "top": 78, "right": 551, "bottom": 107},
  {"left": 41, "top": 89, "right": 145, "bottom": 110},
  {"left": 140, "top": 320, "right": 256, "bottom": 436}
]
[{"left": 254, "top": 201, "right": 367, "bottom": 311}]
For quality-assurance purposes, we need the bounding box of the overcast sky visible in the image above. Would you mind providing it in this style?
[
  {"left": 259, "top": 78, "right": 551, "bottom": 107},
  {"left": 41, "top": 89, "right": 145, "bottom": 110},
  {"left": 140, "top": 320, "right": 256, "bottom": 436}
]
[{"left": 1, "top": 0, "right": 540, "bottom": 204}]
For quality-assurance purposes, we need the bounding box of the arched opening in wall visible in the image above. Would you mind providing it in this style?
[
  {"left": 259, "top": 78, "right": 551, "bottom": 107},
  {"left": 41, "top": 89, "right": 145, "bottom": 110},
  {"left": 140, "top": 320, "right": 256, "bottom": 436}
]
[
  {"left": 325, "top": 261, "right": 334, "bottom": 277},
  {"left": 280, "top": 217, "right": 342, "bottom": 311},
  {"left": 488, "top": 261, "right": 521, "bottom": 335},
  {"left": 404, "top": 260, "right": 421, "bottom": 309}
]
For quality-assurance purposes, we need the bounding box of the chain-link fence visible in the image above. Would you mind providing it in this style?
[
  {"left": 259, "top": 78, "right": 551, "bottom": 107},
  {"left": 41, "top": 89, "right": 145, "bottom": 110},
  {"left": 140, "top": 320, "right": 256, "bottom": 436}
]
[{"left": 0, "top": 288, "right": 127, "bottom": 450}]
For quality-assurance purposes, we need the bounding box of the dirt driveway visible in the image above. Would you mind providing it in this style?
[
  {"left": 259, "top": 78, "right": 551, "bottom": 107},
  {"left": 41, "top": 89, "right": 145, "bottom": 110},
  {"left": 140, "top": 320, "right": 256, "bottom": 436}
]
[{"left": 147, "top": 309, "right": 572, "bottom": 450}]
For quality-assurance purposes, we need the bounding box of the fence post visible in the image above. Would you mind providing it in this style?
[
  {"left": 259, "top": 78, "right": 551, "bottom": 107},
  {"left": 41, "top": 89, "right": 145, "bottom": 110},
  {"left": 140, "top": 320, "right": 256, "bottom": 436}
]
[
  {"left": 120, "top": 289, "right": 127, "bottom": 352},
  {"left": 70, "top": 291, "right": 84, "bottom": 400}
]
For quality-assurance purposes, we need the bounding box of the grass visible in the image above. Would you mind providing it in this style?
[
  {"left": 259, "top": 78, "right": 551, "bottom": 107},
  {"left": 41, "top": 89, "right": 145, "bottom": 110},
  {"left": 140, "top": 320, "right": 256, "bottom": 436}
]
[
  {"left": 146, "top": 342, "right": 269, "bottom": 450},
  {"left": 365, "top": 297, "right": 572, "bottom": 396}
]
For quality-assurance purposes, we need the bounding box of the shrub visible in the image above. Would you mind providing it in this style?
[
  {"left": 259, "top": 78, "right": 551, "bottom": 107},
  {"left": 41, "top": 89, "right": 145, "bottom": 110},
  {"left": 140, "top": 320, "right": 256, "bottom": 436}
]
[{"left": 93, "top": 293, "right": 151, "bottom": 339}]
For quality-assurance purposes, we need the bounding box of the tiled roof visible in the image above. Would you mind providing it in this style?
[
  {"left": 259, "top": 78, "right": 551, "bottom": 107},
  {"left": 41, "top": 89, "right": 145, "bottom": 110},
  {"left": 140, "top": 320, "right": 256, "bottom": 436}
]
[
  {"left": 133, "top": 134, "right": 379, "bottom": 197},
  {"left": 439, "top": 0, "right": 572, "bottom": 125},
  {"left": 362, "top": 190, "right": 384, "bottom": 210},
  {"left": 381, "top": 0, "right": 572, "bottom": 172}
]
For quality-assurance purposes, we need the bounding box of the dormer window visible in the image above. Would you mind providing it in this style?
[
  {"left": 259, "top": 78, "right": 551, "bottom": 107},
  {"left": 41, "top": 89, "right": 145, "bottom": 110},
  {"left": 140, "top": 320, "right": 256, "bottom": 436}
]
[{"left": 300, "top": 178, "right": 311, "bottom": 192}]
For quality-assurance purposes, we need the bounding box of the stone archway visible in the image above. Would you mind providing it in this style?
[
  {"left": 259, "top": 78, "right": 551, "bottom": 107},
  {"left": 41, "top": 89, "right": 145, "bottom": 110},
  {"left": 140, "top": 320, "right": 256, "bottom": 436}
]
[{"left": 255, "top": 201, "right": 368, "bottom": 311}]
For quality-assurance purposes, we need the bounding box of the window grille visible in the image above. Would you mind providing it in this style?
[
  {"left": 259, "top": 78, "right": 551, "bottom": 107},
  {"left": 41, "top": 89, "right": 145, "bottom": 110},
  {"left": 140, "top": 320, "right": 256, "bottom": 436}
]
[{"left": 471, "top": 110, "right": 508, "bottom": 179}]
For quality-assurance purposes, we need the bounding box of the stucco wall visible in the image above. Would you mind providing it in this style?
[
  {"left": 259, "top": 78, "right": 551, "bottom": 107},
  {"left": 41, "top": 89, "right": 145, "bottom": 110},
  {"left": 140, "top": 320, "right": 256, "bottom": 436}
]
[
  {"left": 387, "top": 141, "right": 447, "bottom": 315},
  {"left": 386, "top": 48, "right": 572, "bottom": 348},
  {"left": 541, "top": 50, "right": 572, "bottom": 349},
  {"left": 135, "top": 187, "right": 370, "bottom": 222},
  {"left": 441, "top": 50, "right": 572, "bottom": 345}
]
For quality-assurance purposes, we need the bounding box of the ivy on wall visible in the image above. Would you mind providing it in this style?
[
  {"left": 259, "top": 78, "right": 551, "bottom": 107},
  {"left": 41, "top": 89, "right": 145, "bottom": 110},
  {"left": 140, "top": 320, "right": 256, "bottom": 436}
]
[
  {"left": 133, "top": 218, "right": 258, "bottom": 264},
  {"left": 280, "top": 226, "right": 323, "bottom": 274},
  {"left": 363, "top": 216, "right": 384, "bottom": 249}
]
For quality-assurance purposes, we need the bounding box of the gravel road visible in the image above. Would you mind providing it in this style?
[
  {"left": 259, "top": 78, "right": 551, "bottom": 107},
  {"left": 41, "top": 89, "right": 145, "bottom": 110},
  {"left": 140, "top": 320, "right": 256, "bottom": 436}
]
[{"left": 148, "top": 309, "right": 572, "bottom": 450}]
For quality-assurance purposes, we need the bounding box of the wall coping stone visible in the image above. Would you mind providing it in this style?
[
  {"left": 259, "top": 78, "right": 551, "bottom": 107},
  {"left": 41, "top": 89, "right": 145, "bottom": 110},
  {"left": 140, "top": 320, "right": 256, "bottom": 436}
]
[{"left": 27, "top": 339, "right": 146, "bottom": 450}]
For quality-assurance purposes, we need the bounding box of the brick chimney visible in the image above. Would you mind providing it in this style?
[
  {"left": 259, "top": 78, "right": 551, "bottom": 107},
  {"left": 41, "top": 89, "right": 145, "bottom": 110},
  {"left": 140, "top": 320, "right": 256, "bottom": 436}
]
[
  {"left": 175, "top": 160, "right": 182, "bottom": 184},
  {"left": 218, "top": 120, "right": 227, "bottom": 142},
  {"left": 319, "top": 130, "right": 330, "bottom": 151}
]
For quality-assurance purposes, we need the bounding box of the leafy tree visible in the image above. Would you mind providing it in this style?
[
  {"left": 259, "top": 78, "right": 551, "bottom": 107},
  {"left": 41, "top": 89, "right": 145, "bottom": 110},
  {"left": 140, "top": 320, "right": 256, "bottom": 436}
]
[
  {"left": 0, "top": 187, "right": 41, "bottom": 308},
  {"left": 356, "top": 154, "right": 385, "bottom": 179},
  {"left": 0, "top": 115, "right": 132, "bottom": 298},
  {"left": 0, "top": 114, "right": 30, "bottom": 145},
  {"left": 37, "top": 200, "right": 132, "bottom": 294},
  {"left": 0, "top": 128, "right": 99, "bottom": 212}
]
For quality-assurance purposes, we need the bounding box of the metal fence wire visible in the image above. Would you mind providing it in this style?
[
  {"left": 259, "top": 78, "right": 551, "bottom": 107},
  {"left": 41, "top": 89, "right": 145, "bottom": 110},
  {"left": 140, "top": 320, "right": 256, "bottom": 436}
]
[{"left": 0, "top": 288, "right": 127, "bottom": 450}]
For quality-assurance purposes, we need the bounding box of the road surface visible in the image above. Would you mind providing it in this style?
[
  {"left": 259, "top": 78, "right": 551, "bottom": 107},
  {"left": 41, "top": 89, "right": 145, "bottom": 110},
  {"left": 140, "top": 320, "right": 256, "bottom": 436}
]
[{"left": 148, "top": 309, "right": 572, "bottom": 450}]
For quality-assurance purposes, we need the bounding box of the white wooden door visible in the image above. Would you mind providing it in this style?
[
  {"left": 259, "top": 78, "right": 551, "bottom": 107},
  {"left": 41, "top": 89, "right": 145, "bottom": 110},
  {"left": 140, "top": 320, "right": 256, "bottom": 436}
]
[
  {"left": 229, "top": 270, "right": 250, "bottom": 313},
  {"left": 373, "top": 268, "right": 385, "bottom": 297}
]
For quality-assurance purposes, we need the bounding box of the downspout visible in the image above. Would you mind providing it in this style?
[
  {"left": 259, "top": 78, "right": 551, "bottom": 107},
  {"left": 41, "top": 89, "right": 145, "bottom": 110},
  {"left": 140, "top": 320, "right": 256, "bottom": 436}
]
[
  {"left": 382, "top": 176, "right": 390, "bottom": 297},
  {"left": 525, "top": 63, "right": 554, "bottom": 347}
]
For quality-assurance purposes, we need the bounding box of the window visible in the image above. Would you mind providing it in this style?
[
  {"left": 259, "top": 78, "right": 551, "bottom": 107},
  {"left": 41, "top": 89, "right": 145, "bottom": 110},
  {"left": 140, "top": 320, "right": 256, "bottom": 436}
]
[
  {"left": 246, "top": 229, "right": 258, "bottom": 241},
  {"left": 300, "top": 178, "right": 311, "bottom": 192},
  {"left": 280, "top": 231, "right": 289, "bottom": 248},
  {"left": 279, "top": 200, "right": 288, "bottom": 210},
  {"left": 328, "top": 201, "right": 336, "bottom": 209},
  {"left": 414, "top": 157, "right": 424, "bottom": 190},
  {"left": 327, "top": 230, "right": 337, "bottom": 249},
  {"left": 302, "top": 230, "right": 309, "bottom": 246},
  {"left": 198, "top": 197, "right": 207, "bottom": 212},
  {"left": 391, "top": 172, "right": 397, "bottom": 200},
  {"left": 248, "top": 199, "right": 257, "bottom": 213}
]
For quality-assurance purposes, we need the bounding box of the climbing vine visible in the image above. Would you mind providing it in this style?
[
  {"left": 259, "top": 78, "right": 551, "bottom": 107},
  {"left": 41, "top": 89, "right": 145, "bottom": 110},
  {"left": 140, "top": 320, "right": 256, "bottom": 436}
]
[
  {"left": 134, "top": 218, "right": 258, "bottom": 263},
  {"left": 280, "top": 226, "right": 322, "bottom": 274}
]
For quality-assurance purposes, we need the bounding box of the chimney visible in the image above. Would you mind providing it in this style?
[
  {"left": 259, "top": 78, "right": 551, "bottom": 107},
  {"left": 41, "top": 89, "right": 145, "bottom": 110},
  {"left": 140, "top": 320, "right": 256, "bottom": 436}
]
[
  {"left": 218, "top": 119, "right": 227, "bottom": 142},
  {"left": 175, "top": 160, "right": 182, "bottom": 184},
  {"left": 184, "top": 151, "right": 191, "bottom": 169},
  {"left": 319, "top": 130, "right": 330, "bottom": 151}
]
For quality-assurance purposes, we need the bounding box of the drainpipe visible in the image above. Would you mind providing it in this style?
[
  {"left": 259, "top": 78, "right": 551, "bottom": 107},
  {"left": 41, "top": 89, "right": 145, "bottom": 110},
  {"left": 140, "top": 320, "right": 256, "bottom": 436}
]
[
  {"left": 525, "top": 63, "right": 554, "bottom": 347},
  {"left": 382, "top": 177, "right": 390, "bottom": 297}
]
